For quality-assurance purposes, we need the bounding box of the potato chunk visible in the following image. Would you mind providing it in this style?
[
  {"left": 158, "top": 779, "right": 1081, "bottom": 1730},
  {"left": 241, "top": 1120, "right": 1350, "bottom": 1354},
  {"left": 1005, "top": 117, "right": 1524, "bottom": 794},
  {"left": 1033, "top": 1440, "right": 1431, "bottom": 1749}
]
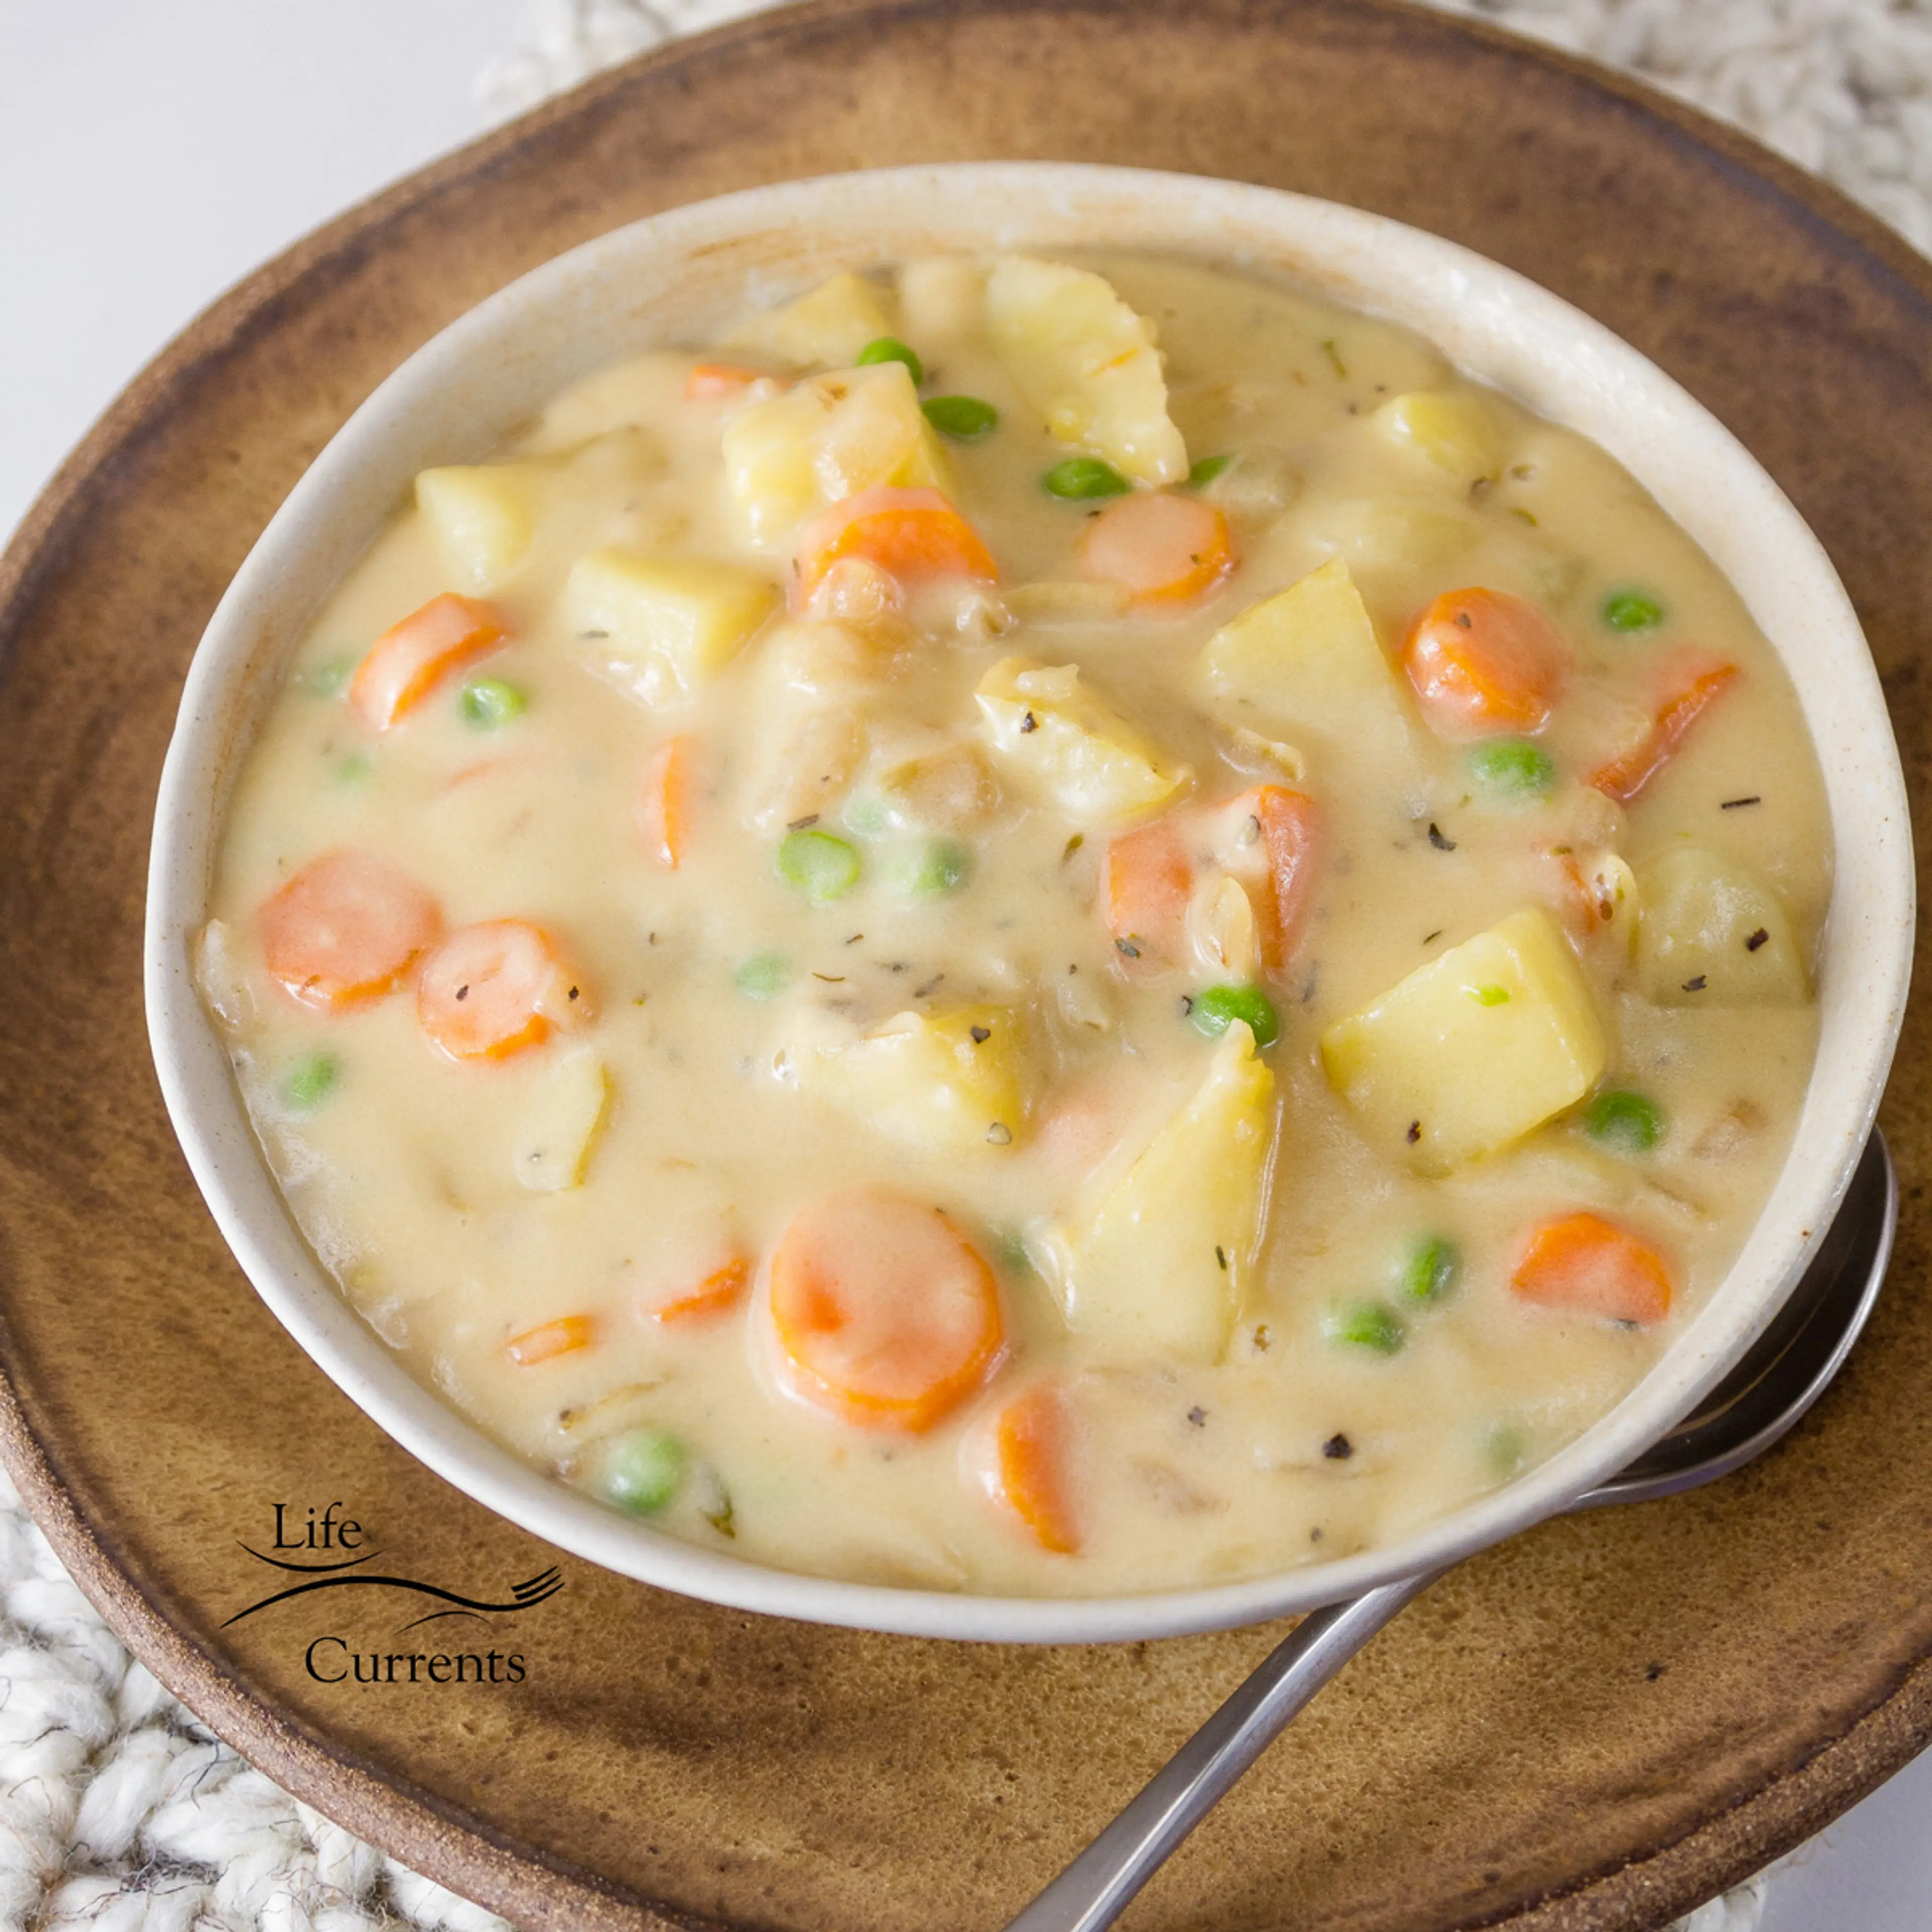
[
  {"left": 1635, "top": 847, "right": 1810, "bottom": 1005},
  {"left": 722, "top": 362, "right": 949, "bottom": 543},
  {"left": 514, "top": 1051, "right": 611, "bottom": 1192},
  {"left": 565, "top": 550, "right": 776, "bottom": 701},
  {"left": 723, "top": 270, "right": 896, "bottom": 370},
  {"left": 976, "top": 657, "right": 1188, "bottom": 823},
  {"left": 985, "top": 257, "right": 1187, "bottom": 486},
  {"left": 797, "top": 1005, "right": 1031, "bottom": 1156},
  {"left": 416, "top": 464, "right": 539, "bottom": 593},
  {"left": 1321, "top": 908, "right": 1607, "bottom": 1172},
  {"left": 1046, "top": 1023, "right": 1275, "bottom": 1363},
  {"left": 1369, "top": 389, "right": 1507, "bottom": 486},
  {"left": 1199, "top": 558, "right": 1416, "bottom": 764}
]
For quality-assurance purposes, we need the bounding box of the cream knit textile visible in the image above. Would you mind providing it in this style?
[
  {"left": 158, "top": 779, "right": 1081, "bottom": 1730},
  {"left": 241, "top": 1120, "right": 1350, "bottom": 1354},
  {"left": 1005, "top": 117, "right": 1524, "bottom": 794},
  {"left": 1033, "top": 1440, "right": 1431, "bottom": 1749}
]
[{"left": 8, "top": 2, "right": 1931, "bottom": 1926}]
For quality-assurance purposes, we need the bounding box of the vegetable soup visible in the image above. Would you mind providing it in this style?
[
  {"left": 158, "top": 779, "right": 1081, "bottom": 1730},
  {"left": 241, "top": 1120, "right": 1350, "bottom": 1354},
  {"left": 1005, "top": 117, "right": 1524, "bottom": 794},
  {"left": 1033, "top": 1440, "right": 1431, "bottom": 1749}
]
[{"left": 196, "top": 254, "right": 1828, "bottom": 1596}]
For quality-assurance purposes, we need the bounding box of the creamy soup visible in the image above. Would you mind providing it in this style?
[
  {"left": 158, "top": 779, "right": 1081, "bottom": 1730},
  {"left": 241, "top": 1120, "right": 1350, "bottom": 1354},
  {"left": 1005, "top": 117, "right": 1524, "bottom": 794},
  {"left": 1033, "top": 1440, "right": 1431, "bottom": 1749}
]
[{"left": 197, "top": 254, "right": 1828, "bottom": 1597}]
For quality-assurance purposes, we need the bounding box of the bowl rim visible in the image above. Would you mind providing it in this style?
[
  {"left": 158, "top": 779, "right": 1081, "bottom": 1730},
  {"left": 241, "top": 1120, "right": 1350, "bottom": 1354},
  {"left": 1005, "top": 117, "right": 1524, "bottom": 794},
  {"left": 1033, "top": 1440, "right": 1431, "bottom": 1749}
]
[{"left": 144, "top": 160, "right": 1914, "bottom": 1644}]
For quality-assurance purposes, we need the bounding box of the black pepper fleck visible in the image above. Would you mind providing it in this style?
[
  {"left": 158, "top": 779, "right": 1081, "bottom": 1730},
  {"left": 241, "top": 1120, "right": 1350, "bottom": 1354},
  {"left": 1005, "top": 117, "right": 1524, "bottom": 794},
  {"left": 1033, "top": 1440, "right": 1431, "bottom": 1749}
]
[
  {"left": 1323, "top": 1433, "right": 1354, "bottom": 1461},
  {"left": 1720, "top": 795, "right": 1761, "bottom": 811},
  {"left": 1746, "top": 927, "right": 1769, "bottom": 952},
  {"left": 1114, "top": 937, "right": 1142, "bottom": 958},
  {"left": 1187, "top": 1406, "right": 1207, "bottom": 1428},
  {"left": 969, "top": 1024, "right": 991, "bottom": 1043},
  {"left": 1682, "top": 975, "right": 1708, "bottom": 992},
  {"left": 787, "top": 813, "right": 820, "bottom": 831},
  {"left": 1214, "top": 1245, "right": 1228, "bottom": 1270},
  {"left": 1407, "top": 1120, "right": 1422, "bottom": 1144},
  {"left": 1428, "top": 822, "right": 1456, "bottom": 851},
  {"left": 1020, "top": 711, "right": 1038, "bottom": 734},
  {"left": 454, "top": 985, "right": 469, "bottom": 1002}
]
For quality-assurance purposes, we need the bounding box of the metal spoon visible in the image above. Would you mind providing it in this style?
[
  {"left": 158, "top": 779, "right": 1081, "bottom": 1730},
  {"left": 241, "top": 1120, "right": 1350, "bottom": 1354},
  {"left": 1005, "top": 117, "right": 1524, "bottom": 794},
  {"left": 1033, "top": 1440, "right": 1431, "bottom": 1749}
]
[{"left": 1006, "top": 1130, "right": 1897, "bottom": 1932}]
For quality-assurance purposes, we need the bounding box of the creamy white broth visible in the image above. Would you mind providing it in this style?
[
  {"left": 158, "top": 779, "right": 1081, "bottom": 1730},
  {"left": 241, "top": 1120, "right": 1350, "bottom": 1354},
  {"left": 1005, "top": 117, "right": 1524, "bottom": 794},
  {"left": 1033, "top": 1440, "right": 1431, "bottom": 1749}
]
[{"left": 199, "top": 253, "right": 1827, "bottom": 1597}]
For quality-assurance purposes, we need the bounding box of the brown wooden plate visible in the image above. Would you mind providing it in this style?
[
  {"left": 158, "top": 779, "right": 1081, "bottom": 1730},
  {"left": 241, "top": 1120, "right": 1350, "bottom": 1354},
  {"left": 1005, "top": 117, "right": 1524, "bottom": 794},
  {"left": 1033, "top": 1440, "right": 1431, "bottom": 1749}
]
[{"left": 2, "top": 3, "right": 1929, "bottom": 1926}]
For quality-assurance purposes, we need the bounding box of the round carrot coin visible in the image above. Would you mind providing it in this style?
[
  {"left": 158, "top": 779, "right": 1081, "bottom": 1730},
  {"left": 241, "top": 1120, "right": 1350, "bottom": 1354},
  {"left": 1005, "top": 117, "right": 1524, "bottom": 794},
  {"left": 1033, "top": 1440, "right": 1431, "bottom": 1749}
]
[
  {"left": 1403, "top": 586, "right": 1567, "bottom": 734},
  {"left": 991, "top": 1383, "right": 1081, "bottom": 1554},
  {"left": 258, "top": 849, "right": 440, "bottom": 1009},
  {"left": 767, "top": 1189, "right": 1004, "bottom": 1431},
  {"left": 1511, "top": 1211, "right": 1672, "bottom": 1325},
  {"left": 1078, "top": 491, "right": 1233, "bottom": 605},
  {"left": 416, "top": 919, "right": 582, "bottom": 1061}
]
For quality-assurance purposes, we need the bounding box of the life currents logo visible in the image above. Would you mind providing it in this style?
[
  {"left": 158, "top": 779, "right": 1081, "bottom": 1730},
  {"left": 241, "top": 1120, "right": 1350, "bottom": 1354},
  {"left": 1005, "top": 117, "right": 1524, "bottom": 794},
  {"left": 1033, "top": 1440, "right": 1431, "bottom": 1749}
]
[{"left": 229, "top": 1501, "right": 562, "bottom": 1686}]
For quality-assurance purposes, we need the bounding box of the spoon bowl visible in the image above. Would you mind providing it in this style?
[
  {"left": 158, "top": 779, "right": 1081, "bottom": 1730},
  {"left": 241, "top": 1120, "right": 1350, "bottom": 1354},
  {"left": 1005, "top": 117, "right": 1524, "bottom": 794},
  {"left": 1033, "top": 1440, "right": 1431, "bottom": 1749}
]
[{"left": 1006, "top": 1130, "right": 1898, "bottom": 1932}]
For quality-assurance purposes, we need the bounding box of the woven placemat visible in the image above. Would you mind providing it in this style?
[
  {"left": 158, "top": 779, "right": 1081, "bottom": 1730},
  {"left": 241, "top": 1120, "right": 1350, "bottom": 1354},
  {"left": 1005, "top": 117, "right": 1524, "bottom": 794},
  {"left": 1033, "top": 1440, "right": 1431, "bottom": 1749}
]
[{"left": 5, "top": 3, "right": 1929, "bottom": 1927}]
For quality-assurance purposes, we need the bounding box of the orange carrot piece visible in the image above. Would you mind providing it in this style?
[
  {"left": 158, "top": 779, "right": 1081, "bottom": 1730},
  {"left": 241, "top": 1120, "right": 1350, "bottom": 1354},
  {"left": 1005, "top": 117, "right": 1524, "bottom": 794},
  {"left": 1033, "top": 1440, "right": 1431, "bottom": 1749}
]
[
  {"left": 685, "top": 361, "right": 769, "bottom": 398},
  {"left": 1106, "top": 815, "right": 1193, "bottom": 966},
  {"left": 646, "top": 1255, "right": 750, "bottom": 1327},
  {"left": 1403, "top": 587, "right": 1567, "bottom": 736},
  {"left": 505, "top": 1314, "right": 597, "bottom": 1365},
  {"left": 991, "top": 1384, "right": 1081, "bottom": 1555},
  {"left": 348, "top": 593, "right": 507, "bottom": 731},
  {"left": 636, "top": 735, "right": 695, "bottom": 870},
  {"left": 416, "top": 919, "right": 583, "bottom": 1061},
  {"left": 1079, "top": 492, "right": 1234, "bottom": 606},
  {"left": 258, "top": 849, "right": 440, "bottom": 1010},
  {"left": 767, "top": 1189, "right": 1003, "bottom": 1432},
  {"left": 793, "top": 486, "right": 998, "bottom": 601},
  {"left": 1511, "top": 1212, "right": 1672, "bottom": 1324},
  {"left": 1230, "top": 785, "right": 1322, "bottom": 971},
  {"left": 1590, "top": 662, "right": 1739, "bottom": 803}
]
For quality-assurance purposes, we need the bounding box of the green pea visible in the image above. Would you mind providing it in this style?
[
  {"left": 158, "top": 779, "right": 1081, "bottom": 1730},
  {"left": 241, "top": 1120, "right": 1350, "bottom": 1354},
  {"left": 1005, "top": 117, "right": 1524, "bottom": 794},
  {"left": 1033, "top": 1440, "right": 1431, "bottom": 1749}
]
[
  {"left": 855, "top": 336, "right": 924, "bottom": 384},
  {"left": 601, "top": 1428, "right": 685, "bottom": 1515},
  {"left": 1586, "top": 1088, "right": 1665, "bottom": 1153},
  {"left": 1187, "top": 453, "right": 1232, "bottom": 487},
  {"left": 333, "top": 752, "right": 373, "bottom": 787},
  {"left": 1468, "top": 739, "right": 1555, "bottom": 798},
  {"left": 895, "top": 839, "right": 971, "bottom": 899},
  {"left": 1189, "top": 984, "right": 1280, "bottom": 1049},
  {"left": 1325, "top": 1302, "right": 1405, "bottom": 1356},
  {"left": 282, "top": 1051, "right": 340, "bottom": 1110},
  {"left": 922, "top": 395, "right": 998, "bottom": 441},
  {"left": 735, "top": 951, "right": 792, "bottom": 1000},
  {"left": 460, "top": 677, "right": 527, "bottom": 728},
  {"left": 777, "top": 828, "right": 862, "bottom": 904},
  {"left": 1043, "top": 457, "right": 1131, "bottom": 501},
  {"left": 1483, "top": 1420, "right": 1527, "bottom": 1474},
  {"left": 1466, "top": 983, "right": 1510, "bottom": 1006},
  {"left": 1400, "top": 1236, "right": 1459, "bottom": 1304},
  {"left": 300, "top": 653, "right": 357, "bottom": 698},
  {"left": 1603, "top": 588, "right": 1664, "bottom": 632}
]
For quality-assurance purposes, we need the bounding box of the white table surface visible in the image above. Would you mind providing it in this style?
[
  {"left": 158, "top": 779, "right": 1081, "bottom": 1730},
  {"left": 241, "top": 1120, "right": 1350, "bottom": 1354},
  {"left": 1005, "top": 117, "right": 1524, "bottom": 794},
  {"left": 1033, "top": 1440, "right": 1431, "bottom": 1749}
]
[{"left": 2, "top": 4, "right": 1927, "bottom": 1927}]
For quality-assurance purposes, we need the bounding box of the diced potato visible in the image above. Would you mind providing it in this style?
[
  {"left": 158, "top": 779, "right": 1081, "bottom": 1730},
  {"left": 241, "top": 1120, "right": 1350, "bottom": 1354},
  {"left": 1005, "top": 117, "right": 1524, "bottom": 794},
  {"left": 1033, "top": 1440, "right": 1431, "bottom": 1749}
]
[
  {"left": 751, "top": 706, "right": 865, "bottom": 833},
  {"left": 1045, "top": 1023, "right": 1275, "bottom": 1363},
  {"left": 796, "top": 1005, "right": 1032, "bottom": 1155},
  {"left": 514, "top": 1051, "right": 611, "bottom": 1192},
  {"left": 1222, "top": 727, "right": 1309, "bottom": 785},
  {"left": 976, "top": 657, "right": 1188, "bottom": 823},
  {"left": 524, "top": 351, "right": 689, "bottom": 452},
  {"left": 897, "top": 258, "right": 986, "bottom": 345},
  {"left": 1370, "top": 389, "right": 1507, "bottom": 485},
  {"left": 1193, "top": 874, "right": 1261, "bottom": 980},
  {"left": 876, "top": 745, "right": 1000, "bottom": 830},
  {"left": 1321, "top": 908, "right": 1608, "bottom": 1172},
  {"left": 1635, "top": 847, "right": 1809, "bottom": 1005},
  {"left": 985, "top": 257, "right": 1188, "bottom": 486},
  {"left": 416, "top": 464, "right": 540, "bottom": 593},
  {"left": 192, "top": 919, "right": 254, "bottom": 1034},
  {"left": 1298, "top": 494, "right": 1480, "bottom": 580},
  {"left": 565, "top": 550, "right": 776, "bottom": 701},
  {"left": 1198, "top": 447, "right": 1302, "bottom": 523},
  {"left": 1199, "top": 559, "right": 1415, "bottom": 764},
  {"left": 722, "top": 363, "right": 950, "bottom": 543},
  {"left": 1005, "top": 581, "right": 1132, "bottom": 625},
  {"left": 723, "top": 270, "right": 896, "bottom": 370}
]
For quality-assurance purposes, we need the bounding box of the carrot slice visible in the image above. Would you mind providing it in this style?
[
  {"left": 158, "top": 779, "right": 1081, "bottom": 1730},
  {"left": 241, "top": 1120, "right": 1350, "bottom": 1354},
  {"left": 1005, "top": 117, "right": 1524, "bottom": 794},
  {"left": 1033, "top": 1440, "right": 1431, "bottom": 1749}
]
[
  {"left": 767, "top": 1189, "right": 1003, "bottom": 1432},
  {"left": 416, "top": 919, "right": 583, "bottom": 1061},
  {"left": 646, "top": 1255, "right": 750, "bottom": 1327},
  {"left": 505, "top": 1315, "right": 597, "bottom": 1365},
  {"left": 636, "top": 735, "right": 694, "bottom": 870},
  {"left": 348, "top": 593, "right": 507, "bottom": 731},
  {"left": 1106, "top": 815, "right": 1193, "bottom": 966},
  {"left": 1079, "top": 492, "right": 1234, "bottom": 606},
  {"left": 685, "top": 362, "right": 769, "bottom": 399},
  {"left": 1590, "top": 662, "right": 1739, "bottom": 803},
  {"left": 793, "top": 487, "right": 998, "bottom": 601},
  {"left": 1225, "top": 785, "right": 1322, "bottom": 971},
  {"left": 1403, "top": 587, "right": 1567, "bottom": 735},
  {"left": 1511, "top": 1212, "right": 1672, "bottom": 1324},
  {"left": 258, "top": 850, "right": 440, "bottom": 1010},
  {"left": 990, "top": 1384, "right": 1081, "bottom": 1555}
]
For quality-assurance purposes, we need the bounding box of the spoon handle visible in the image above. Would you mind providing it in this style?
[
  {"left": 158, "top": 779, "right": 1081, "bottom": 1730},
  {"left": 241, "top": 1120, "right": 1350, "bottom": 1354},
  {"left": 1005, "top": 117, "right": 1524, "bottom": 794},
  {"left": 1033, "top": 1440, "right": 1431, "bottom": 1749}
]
[{"left": 1002, "top": 1570, "right": 1442, "bottom": 1932}]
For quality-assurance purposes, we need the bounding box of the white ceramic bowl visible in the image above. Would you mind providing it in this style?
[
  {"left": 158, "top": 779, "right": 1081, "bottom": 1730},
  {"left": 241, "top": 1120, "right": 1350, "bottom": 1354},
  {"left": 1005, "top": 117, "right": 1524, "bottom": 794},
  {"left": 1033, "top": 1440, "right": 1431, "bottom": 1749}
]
[{"left": 145, "top": 163, "right": 1914, "bottom": 1644}]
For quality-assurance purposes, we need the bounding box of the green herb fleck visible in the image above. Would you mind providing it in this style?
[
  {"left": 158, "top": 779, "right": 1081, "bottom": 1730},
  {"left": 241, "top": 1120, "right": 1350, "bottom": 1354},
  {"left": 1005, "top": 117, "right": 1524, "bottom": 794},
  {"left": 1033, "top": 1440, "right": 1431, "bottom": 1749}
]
[
  {"left": 1187, "top": 453, "right": 1232, "bottom": 487},
  {"left": 1043, "top": 456, "right": 1131, "bottom": 501},
  {"left": 1466, "top": 983, "right": 1510, "bottom": 1006},
  {"left": 855, "top": 336, "right": 924, "bottom": 384},
  {"left": 1400, "top": 1236, "right": 1459, "bottom": 1305}
]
